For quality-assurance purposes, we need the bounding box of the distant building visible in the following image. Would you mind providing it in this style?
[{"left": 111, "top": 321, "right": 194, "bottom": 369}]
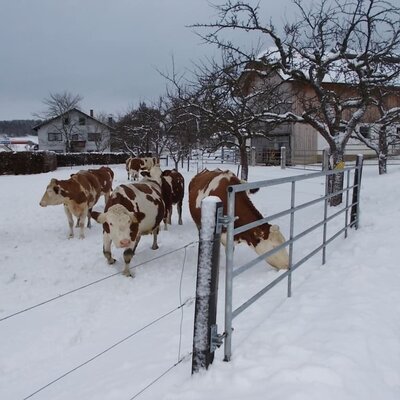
[
  {"left": 33, "top": 108, "right": 112, "bottom": 153},
  {"left": 239, "top": 59, "right": 400, "bottom": 165}
]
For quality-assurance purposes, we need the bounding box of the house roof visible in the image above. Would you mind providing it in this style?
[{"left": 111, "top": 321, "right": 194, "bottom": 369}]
[
  {"left": 33, "top": 108, "right": 113, "bottom": 131},
  {"left": 255, "top": 47, "right": 400, "bottom": 87}
]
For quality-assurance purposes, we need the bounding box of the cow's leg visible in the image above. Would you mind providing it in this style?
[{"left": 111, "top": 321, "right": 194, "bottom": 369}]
[
  {"left": 167, "top": 206, "right": 172, "bottom": 225},
  {"left": 177, "top": 201, "right": 183, "bottom": 225},
  {"left": 103, "top": 232, "right": 116, "bottom": 265},
  {"left": 151, "top": 227, "right": 160, "bottom": 250},
  {"left": 87, "top": 208, "right": 92, "bottom": 228},
  {"left": 163, "top": 210, "right": 170, "bottom": 231},
  {"left": 78, "top": 210, "right": 87, "bottom": 239},
  {"left": 64, "top": 205, "right": 74, "bottom": 238},
  {"left": 132, "top": 234, "right": 141, "bottom": 255},
  {"left": 123, "top": 248, "right": 135, "bottom": 277}
]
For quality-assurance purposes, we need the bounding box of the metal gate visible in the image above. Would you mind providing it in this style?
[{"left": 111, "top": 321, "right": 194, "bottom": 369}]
[{"left": 223, "top": 156, "right": 363, "bottom": 361}]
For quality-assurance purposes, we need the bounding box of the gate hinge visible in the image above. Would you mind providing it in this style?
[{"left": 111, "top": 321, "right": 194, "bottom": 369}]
[{"left": 210, "top": 324, "right": 226, "bottom": 352}]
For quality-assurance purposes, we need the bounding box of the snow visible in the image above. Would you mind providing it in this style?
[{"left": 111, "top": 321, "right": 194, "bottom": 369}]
[{"left": 1, "top": 161, "right": 400, "bottom": 400}]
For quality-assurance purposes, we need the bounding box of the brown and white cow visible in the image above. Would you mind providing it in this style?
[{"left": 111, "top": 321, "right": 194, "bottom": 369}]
[
  {"left": 188, "top": 169, "right": 289, "bottom": 269},
  {"left": 85, "top": 166, "right": 114, "bottom": 203},
  {"left": 92, "top": 166, "right": 165, "bottom": 277},
  {"left": 142, "top": 168, "right": 185, "bottom": 230},
  {"left": 126, "top": 157, "right": 141, "bottom": 181},
  {"left": 161, "top": 169, "right": 184, "bottom": 227},
  {"left": 39, "top": 170, "right": 102, "bottom": 239},
  {"left": 126, "top": 157, "right": 160, "bottom": 181}
]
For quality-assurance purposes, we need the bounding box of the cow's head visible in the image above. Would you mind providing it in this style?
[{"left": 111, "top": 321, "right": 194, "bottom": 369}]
[
  {"left": 92, "top": 204, "right": 138, "bottom": 248},
  {"left": 39, "top": 178, "right": 64, "bottom": 207},
  {"left": 254, "top": 224, "right": 289, "bottom": 270}
]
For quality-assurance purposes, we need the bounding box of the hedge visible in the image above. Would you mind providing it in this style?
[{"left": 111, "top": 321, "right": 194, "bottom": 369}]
[
  {"left": 0, "top": 151, "right": 128, "bottom": 175},
  {"left": 0, "top": 151, "right": 57, "bottom": 175}
]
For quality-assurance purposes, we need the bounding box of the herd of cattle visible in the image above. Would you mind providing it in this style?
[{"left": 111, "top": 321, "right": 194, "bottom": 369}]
[{"left": 39, "top": 157, "right": 289, "bottom": 277}]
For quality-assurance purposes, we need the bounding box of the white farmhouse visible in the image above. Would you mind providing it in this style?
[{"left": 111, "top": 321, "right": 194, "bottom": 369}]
[{"left": 33, "top": 108, "right": 112, "bottom": 153}]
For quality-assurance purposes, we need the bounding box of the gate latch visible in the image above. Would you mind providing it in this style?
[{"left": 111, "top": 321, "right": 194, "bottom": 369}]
[{"left": 210, "top": 324, "right": 226, "bottom": 352}]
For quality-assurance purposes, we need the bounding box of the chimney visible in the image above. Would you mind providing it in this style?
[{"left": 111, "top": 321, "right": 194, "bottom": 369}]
[
  {"left": 108, "top": 116, "right": 113, "bottom": 125},
  {"left": 90, "top": 109, "right": 94, "bottom": 117}
]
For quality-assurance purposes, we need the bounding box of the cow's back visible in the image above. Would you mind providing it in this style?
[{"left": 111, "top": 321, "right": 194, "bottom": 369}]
[
  {"left": 189, "top": 169, "right": 262, "bottom": 229},
  {"left": 106, "top": 181, "right": 164, "bottom": 233},
  {"left": 87, "top": 166, "right": 114, "bottom": 194},
  {"left": 162, "top": 169, "right": 184, "bottom": 204},
  {"left": 71, "top": 172, "right": 102, "bottom": 207}
]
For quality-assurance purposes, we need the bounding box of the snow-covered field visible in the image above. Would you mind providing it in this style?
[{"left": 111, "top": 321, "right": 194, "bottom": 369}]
[{"left": 1, "top": 161, "right": 399, "bottom": 400}]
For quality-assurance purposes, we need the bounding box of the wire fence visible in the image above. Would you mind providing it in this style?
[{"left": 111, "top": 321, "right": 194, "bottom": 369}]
[{"left": 1, "top": 240, "right": 199, "bottom": 400}]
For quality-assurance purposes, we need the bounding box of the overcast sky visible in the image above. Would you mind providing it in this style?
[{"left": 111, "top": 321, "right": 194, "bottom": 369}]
[{"left": 0, "top": 0, "right": 292, "bottom": 121}]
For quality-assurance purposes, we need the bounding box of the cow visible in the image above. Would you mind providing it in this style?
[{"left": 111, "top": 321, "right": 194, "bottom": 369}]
[
  {"left": 188, "top": 169, "right": 289, "bottom": 269},
  {"left": 81, "top": 166, "right": 114, "bottom": 203},
  {"left": 126, "top": 157, "right": 141, "bottom": 181},
  {"left": 126, "top": 157, "right": 160, "bottom": 181},
  {"left": 91, "top": 166, "right": 165, "bottom": 277},
  {"left": 39, "top": 170, "right": 102, "bottom": 239},
  {"left": 161, "top": 169, "right": 184, "bottom": 227},
  {"left": 141, "top": 168, "right": 184, "bottom": 230}
]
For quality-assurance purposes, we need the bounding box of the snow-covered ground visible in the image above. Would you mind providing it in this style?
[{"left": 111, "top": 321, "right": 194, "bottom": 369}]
[{"left": 1, "top": 161, "right": 399, "bottom": 400}]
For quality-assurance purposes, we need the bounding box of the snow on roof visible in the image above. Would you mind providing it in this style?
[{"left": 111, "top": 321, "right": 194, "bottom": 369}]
[{"left": 256, "top": 47, "right": 400, "bottom": 86}]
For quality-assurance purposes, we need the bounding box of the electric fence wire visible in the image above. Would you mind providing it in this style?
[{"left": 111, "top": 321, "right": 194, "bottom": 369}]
[
  {"left": 0, "top": 240, "right": 199, "bottom": 323},
  {"left": 22, "top": 297, "right": 195, "bottom": 400},
  {"left": 127, "top": 353, "right": 193, "bottom": 400}
]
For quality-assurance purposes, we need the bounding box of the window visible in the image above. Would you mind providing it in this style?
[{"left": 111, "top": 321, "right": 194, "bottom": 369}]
[
  {"left": 79, "top": 117, "right": 86, "bottom": 125},
  {"left": 88, "top": 132, "right": 100, "bottom": 142},
  {"left": 63, "top": 117, "right": 70, "bottom": 125},
  {"left": 48, "top": 132, "right": 62, "bottom": 141},
  {"left": 359, "top": 126, "right": 370, "bottom": 139},
  {"left": 71, "top": 134, "right": 79, "bottom": 141}
]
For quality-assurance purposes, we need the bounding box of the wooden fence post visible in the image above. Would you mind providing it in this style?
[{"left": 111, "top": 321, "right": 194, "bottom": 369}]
[{"left": 192, "top": 197, "right": 223, "bottom": 374}]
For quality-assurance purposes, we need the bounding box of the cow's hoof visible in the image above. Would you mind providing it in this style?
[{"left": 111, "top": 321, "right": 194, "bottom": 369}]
[
  {"left": 107, "top": 258, "right": 116, "bottom": 265},
  {"left": 123, "top": 269, "right": 134, "bottom": 277},
  {"left": 79, "top": 235, "right": 85, "bottom": 239},
  {"left": 151, "top": 245, "right": 159, "bottom": 250},
  {"left": 68, "top": 235, "right": 74, "bottom": 239}
]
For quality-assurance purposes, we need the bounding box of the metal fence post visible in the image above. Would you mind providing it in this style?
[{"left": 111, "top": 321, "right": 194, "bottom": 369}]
[
  {"left": 350, "top": 155, "right": 364, "bottom": 229},
  {"left": 224, "top": 187, "right": 235, "bottom": 362},
  {"left": 192, "top": 197, "right": 223, "bottom": 374},
  {"left": 281, "top": 146, "right": 286, "bottom": 169}
]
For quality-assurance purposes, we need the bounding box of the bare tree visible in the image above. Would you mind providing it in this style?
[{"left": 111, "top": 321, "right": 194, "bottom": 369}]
[
  {"left": 193, "top": 0, "right": 400, "bottom": 203},
  {"left": 353, "top": 88, "right": 400, "bottom": 174},
  {"left": 163, "top": 50, "right": 289, "bottom": 180},
  {"left": 34, "top": 91, "right": 83, "bottom": 152},
  {"left": 113, "top": 102, "right": 167, "bottom": 157}
]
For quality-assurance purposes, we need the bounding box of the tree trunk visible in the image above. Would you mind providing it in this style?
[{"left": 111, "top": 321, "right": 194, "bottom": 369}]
[
  {"left": 239, "top": 142, "right": 249, "bottom": 181},
  {"left": 378, "top": 128, "right": 388, "bottom": 175},
  {"left": 378, "top": 153, "right": 387, "bottom": 175},
  {"left": 328, "top": 148, "right": 345, "bottom": 206}
]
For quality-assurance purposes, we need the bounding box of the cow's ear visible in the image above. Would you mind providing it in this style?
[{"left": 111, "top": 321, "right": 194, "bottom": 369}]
[
  {"left": 141, "top": 171, "right": 150, "bottom": 178},
  {"left": 92, "top": 211, "right": 107, "bottom": 224},
  {"left": 54, "top": 186, "right": 59, "bottom": 194}
]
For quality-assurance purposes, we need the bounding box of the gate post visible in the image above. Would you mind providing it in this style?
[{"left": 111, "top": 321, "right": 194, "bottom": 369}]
[
  {"left": 350, "top": 154, "right": 364, "bottom": 229},
  {"left": 192, "top": 197, "right": 223, "bottom": 374}
]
